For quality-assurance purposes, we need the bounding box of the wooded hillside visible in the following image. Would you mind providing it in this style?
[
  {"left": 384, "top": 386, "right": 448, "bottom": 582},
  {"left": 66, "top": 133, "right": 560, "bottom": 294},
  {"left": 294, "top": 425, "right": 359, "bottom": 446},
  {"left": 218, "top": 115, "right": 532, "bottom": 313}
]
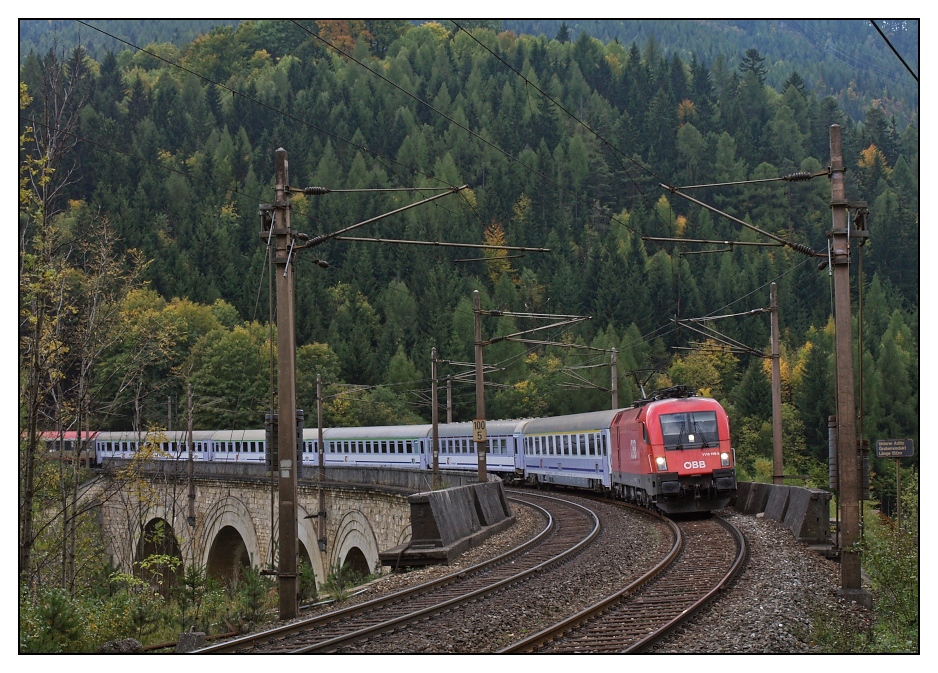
[{"left": 20, "top": 19, "right": 918, "bottom": 488}]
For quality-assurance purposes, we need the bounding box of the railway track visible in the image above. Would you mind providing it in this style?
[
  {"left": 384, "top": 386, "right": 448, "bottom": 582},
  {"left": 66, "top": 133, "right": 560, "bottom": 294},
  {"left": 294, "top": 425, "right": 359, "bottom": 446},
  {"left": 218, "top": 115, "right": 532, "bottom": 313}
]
[
  {"left": 500, "top": 512, "right": 748, "bottom": 653},
  {"left": 197, "top": 492, "right": 600, "bottom": 654}
]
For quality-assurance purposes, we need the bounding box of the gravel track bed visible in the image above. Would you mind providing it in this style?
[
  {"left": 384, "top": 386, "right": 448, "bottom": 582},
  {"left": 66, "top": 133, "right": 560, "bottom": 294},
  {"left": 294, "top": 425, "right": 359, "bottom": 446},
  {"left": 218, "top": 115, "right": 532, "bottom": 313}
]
[
  {"left": 217, "top": 497, "right": 873, "bottom": 654},
  {"left": 336, "top": 492, "right": 668, "bottom": 653},
  {"left": 215, "top": 496, "right": 548, "bottom": 641},
  {"left": 648, "top": 509, "right": 874, "bottom": 653}
]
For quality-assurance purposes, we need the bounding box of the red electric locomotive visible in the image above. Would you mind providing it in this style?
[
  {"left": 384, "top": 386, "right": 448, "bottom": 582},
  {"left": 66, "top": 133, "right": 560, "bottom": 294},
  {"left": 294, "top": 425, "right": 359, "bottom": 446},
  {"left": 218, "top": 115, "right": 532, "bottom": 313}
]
[{"left": 610, "top": 386, "right": 736, "bottom": 513}]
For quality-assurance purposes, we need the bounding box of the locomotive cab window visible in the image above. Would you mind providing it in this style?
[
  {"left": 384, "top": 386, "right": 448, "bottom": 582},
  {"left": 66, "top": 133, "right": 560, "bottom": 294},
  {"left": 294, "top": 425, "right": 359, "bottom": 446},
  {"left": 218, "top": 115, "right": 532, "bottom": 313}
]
[{"left": 660, "top": 411, "right": 718, "bottom": 449}]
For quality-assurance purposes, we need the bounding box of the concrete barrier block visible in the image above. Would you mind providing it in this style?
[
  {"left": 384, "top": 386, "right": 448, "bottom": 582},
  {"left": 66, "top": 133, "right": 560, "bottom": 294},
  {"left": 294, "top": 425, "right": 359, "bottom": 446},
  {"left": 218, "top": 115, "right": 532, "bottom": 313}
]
[
  {"left": 764, "top": 485, "right": 791, "bottom": 521},
  {"left": 382, "top": 481, "right": 515, "bottom": 568},
  {"left": 787, "top": 488, "right": 831, "bottom": 543},
  {"left": 473, "top": 481, "right": 511, "bottom": 526},
  {"left": 735, "top": 482, "right": 753, "bottom": 512},
  {"left": 751, "top": 482, "right": 772, "bottom": 514},
  {"left": 429, "top": 485, "right": 481, "bottom": 546},
  {"left": 735, "top": 481, "right": 771, "bottom": 515},
  {"left": 782, "top": 486, "right": 812, "bottom": 532},
  {"left": 408, "top": 492, "right": 443, "bottom": 547}
]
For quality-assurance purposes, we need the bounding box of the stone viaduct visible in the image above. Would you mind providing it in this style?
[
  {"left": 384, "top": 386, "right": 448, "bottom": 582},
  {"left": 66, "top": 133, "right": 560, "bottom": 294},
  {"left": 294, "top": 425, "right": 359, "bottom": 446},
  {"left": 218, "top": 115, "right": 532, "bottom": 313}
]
[{"left": 87, "top": 460, "right": 476, "bottom": 589}]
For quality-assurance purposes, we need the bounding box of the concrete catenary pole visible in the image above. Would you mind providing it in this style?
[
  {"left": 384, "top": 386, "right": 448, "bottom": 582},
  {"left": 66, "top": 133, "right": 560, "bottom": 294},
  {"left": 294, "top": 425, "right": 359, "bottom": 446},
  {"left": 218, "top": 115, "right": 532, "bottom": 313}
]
[
  {"left": 770, "top": 282, "right": 783, "bottom": 485},
  {"left": 317, "top": 374, "right": 326, "bottom": 553},
  {"left": 274, "top": 148, "right": 299, "bottom": 620},
  {"left": 431, "top": 348, "right": 440, "bottom": 490},
  {"left": 187, "top": 383, "right": 195, "bottom": 527},
  {"left": 610, "top": 348, "right": 619, "bottom": 410},
  {"left": 446, "top": 375, "right": 453, "bottom": 424},
  {"left": 828, "top": 125, "right": 868, "bottom": 605},
  {"left": 473, "top": 290, "right": 487, "bottom": 482}
]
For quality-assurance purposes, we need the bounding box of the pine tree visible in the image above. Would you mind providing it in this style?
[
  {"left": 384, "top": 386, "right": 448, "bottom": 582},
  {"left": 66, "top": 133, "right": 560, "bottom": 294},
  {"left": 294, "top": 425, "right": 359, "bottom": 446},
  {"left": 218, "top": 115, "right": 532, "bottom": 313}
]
[{"left": 738, "top": 48, "right": 767, "bottom": 84}]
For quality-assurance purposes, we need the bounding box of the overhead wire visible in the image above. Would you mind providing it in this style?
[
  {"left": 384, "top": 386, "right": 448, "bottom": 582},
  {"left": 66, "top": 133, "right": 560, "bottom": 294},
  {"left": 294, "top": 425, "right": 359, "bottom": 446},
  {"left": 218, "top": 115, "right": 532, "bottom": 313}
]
[{"left": 869, "top": 20, "right": 918, "bottom": 82}]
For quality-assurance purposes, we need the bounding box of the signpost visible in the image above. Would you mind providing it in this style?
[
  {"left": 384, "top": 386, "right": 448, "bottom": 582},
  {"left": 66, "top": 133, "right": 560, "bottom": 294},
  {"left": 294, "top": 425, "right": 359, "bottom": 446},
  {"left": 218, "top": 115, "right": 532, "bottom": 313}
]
[
  {"left": 473, "top": 419, "right": 487, "bottom": 443},
  {"left": 876, "top": 439, "right": 915, "bottom": 529},
  {"left": 875, "top": 439, "right": 914, "bottom": 458}
]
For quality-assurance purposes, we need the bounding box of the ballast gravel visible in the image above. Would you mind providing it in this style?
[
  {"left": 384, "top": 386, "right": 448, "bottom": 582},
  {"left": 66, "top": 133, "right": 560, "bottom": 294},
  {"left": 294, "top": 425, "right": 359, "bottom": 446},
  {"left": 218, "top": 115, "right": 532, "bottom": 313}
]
[
  {"left": 647, "top": 509, "right": 874, "bottom": 653},
  {"left": 229, "top": 498, "right": 874, "bottom": 654}
]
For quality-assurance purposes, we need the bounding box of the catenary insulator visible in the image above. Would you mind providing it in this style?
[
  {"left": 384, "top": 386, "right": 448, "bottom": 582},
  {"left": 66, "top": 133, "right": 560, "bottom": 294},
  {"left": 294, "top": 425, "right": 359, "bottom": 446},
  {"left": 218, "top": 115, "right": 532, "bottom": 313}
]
[
  {"left": 787, "top": 241, "right": 818, "bottom": 257},
  {"left": 784, "top": 171, "right": 813, "bottom": 182},
  {"left": 303, "top": 186, "right": 330, "bottom": 195}
]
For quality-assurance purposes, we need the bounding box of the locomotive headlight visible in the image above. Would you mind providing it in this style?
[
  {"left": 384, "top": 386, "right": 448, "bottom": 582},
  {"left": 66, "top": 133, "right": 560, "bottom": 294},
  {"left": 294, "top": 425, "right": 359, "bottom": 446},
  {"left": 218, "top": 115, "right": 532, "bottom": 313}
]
[
  {"left": 656, "top": 456, "right": 668, "bottom": 471},
  {"left": 720, "top": 452, "right": 730, "bottom": 466}
]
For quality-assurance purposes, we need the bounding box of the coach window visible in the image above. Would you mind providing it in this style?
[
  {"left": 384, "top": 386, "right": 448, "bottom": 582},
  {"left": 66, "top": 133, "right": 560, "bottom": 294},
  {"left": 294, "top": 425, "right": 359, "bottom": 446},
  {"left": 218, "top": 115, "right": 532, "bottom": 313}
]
[
  {"left": 601, "top": 434, "right": 607, "bottom": 455},
  {"left": 587, "top": 434, "right": 595, "bottom": 455}
]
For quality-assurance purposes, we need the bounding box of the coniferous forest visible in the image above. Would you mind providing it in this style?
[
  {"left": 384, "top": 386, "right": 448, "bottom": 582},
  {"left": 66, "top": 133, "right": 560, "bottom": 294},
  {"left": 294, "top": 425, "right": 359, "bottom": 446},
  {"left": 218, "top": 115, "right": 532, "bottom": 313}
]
[{"left": 19, "top": 20, "right": 918, "bottom": 651}]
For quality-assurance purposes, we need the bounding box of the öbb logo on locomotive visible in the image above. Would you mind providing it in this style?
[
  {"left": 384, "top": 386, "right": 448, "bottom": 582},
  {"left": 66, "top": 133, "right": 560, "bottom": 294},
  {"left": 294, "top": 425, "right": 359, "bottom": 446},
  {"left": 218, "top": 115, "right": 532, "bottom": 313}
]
[{"left": 87, "top": 386, "right": 736, "bottom": 514}]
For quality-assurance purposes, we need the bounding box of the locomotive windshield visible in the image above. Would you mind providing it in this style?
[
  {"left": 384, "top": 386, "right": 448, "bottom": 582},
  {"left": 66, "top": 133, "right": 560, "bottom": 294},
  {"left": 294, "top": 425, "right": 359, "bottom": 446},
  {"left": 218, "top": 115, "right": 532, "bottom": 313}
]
[{"left": 660, "top": 411, "right": 718, "bottom": 449}]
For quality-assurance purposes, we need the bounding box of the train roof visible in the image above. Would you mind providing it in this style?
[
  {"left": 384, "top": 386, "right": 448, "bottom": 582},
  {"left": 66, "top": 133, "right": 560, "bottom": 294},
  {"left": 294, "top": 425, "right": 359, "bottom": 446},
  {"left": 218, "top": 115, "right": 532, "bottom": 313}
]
[
  {"left": 94, "top": 429, "right": 216, "bottom": 441},
  {"left": 39, "top": 430, "right": 99, "bottom": 441},
  {"left": 641, "top": 396, "right": 725, "bottom": 417},
  {"left": 211, "top": 429, "right": 266, "bottom": 441},
  {"left": 435, "top": 419, "right": 530, "bottom": 437},
  {"left": 521, "top": 409, "right": 623, "bottom": 434},
  {"left": 323, "top": 424, "right": 433, "bottom": 440}
]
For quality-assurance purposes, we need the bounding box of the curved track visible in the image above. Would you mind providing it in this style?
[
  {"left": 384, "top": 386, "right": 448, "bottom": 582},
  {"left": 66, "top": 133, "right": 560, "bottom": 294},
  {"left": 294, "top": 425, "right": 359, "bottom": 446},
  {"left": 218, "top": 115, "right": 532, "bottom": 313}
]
[
  {"left": 500, "top": 513, "right": 748, "bottom": 653},
  {"left": 197, "top": 492, "right": 599, "bottom": 654}
]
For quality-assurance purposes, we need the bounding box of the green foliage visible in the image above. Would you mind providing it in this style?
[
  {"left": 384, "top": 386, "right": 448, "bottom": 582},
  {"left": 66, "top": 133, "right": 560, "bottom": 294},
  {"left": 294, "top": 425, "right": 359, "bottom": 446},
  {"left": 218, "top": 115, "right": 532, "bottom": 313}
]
[
  {"left": 808, "top": 604, "right": 875, "bottom": 653},
  {"left": 321, "top": 562, "right": 366, "bottom": 602},
  {"left": 859, "top": 478, "right": 919, "bottom": 651},
  {"left": 17, "top": 28, "right": 919, "bottom": 653},
  {"left": 19, "top": 585, "right": 86, "bottom": 653},
  {"left": 237, "top": 564, "right": 275, "bottom": 625},
  {"left": 298, "top": 558, "right": 319, "bottom": 603}
]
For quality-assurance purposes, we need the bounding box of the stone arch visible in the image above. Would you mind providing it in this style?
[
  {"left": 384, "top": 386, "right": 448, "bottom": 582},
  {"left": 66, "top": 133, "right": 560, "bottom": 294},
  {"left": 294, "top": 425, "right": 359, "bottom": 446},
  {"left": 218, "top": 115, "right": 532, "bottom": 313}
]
[
  {"left": 206, "top": 525, "right": 251, "bottom": 588},
  {"left": 199, "top": 495, "right": 260, "bottom": 588},
  {"left": 331, "top": 510, "right": 379, "bottom": 578},
  {"left": 135, "top": 516, "right": 183, "bottom": 595},
  {"left": 124, "top": 503, "right": 185, "bottom": 575},
  {"left": 342, "top": 546, "right": 370, "bottom": 577},
  {"left": 297, "top": 503, "right": 326, "bottom": 587}
]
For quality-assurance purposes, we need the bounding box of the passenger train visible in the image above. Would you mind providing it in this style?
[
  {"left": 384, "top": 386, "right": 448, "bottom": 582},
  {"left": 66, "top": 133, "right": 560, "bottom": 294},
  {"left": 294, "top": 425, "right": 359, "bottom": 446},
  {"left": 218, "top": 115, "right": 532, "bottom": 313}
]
[{"left": 90, "top": 386, "right": 736, "bottom": 513}]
